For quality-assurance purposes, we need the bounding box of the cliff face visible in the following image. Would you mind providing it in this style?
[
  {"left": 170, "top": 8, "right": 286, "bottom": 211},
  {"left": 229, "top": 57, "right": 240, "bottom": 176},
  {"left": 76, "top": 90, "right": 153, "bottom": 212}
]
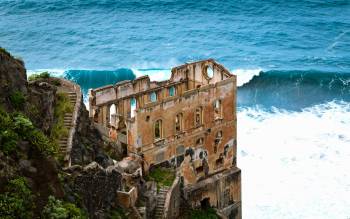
[
  {"left": 71, "top": 100, "right": 113, "bottom": 168},
  {"left": 0, "top": 48, "right": 122, "bottom": 218},
  {"left": 0, "top": 49, "right": 65, "bottom": 217}
]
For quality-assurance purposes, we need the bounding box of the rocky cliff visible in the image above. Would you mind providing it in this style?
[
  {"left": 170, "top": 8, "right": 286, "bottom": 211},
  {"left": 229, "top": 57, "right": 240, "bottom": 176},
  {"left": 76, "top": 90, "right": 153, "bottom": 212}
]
[{"left": 0, "top": 48, "right": 123, "bottom": 219}]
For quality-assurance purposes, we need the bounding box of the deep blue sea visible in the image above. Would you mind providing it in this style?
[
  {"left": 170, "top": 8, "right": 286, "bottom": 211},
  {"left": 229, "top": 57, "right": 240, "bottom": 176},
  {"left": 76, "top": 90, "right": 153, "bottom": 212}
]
[{"left": 1, "top": 0, "right": 350, "bottom": 218}]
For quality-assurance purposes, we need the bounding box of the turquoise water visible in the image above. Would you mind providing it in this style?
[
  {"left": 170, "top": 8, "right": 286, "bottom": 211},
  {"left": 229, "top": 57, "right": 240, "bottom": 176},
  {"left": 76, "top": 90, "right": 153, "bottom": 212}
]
[
  {"left": 1, "top": 0, "right": 350, "bottom": 109},
  {"left": 1, "top": 1, "right": 350, "bottom": 218},
  {"left": 1, "top": 0, "right": 349, "bottom": 72}
]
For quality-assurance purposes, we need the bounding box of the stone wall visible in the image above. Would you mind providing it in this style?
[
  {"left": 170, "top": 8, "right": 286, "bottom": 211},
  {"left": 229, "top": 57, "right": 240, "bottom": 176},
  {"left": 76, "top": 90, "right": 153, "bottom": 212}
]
[
  {"left": 183, "top": 167, "right": 241, "bottom": 219},
  {"left": 163, "top": 176, "right": 181, "bottom": 219},
  {"left": 64, "top": 162, "right": 122, "bottom": 218},
  {"left": 116, "top": 186, "right": 138, "bottom": 209}
]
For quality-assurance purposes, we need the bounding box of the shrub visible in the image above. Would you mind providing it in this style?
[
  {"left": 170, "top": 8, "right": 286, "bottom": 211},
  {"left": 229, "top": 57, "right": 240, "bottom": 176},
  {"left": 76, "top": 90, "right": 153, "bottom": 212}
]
[
  {"left": 13, "top": 113, "right": 34, "bottom": 135},
  {"left": 29, "top": 129, "right": 57, "bottom": 156},
  {"left": 190, "top": 208, "right": 219, "bottom": 219},
  {"left": 28, "top": 72, "right": 50, "bottom": 81},
  {"left": 9, "top": 91, "right": 26, "bottom": 109},
  {"left": 52, "top": 79, "right": 62, "bottom": 86},
  {"left": 0, "top": 47, "right": 10, "bottom": 56},
  {"left": 0, "top": 107, "right": 57, "bottom": 156},
  {"left": 107, "top": 207, "right": 128, "bottom": 219},
  {"left": 145, "top": 167, "right": 175, "bottom": 188},
  {"left": 0, "top": 177, "right": 34, "bottom": 219},
  {"left": 0, "top": 107, "right": 19, "bottom": 155},
  {"left": 0, "top": 130, "right": 19, "bottom": 155},
  {"left": 42, "top": 196, "right": 87, "bottom": 219}
]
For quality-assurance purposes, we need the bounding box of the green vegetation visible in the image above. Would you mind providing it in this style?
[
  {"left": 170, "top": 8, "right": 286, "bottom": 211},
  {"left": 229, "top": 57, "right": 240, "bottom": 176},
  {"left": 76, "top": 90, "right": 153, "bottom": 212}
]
[
  {"left": 42, "top": 196, "right": 87, "bottom": 219},
  {"left": 145, "top": 167, "right": 175, "bottom": 188},
  {"left": 9, "top": 91, "right": 26, "bottom": 110},
  {"left": 52, "top": 79, "right": 62, "bottom": 86},
  {"left": 107, "top": 207, "right": 128, "bottom": 219},
  {"left": 28, "top": 71, "right": 50, "bottom": 81},
  {"left": 189, "top": 208, "right": 219, "bottom": 219},
  {"left": 51, "top": 93, "right": 73, "bottom": 148},
  {"left": 0, "top": 47, "right": 10, "bottom": 56},
  {"left": 0, "top": 107, "right": 57, "bottom": 156},
  {"left": 0, "top": 177, "right": 34, "bottom": 219}
]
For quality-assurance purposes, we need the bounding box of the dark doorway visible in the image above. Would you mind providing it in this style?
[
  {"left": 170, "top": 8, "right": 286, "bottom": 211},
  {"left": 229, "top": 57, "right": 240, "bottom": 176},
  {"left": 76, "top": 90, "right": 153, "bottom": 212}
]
[
  {"left": 121, "top": 143, "right": 127, "bottom": 156},
  {"left": 200, "top": 198, "right": 210, "bottom": 209}
]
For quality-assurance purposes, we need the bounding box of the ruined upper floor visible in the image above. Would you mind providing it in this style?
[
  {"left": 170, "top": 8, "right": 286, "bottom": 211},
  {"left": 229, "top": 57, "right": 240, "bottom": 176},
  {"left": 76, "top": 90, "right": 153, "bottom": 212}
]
[{"left": 89, "top": 59, "right": 234, "bottom": 124}]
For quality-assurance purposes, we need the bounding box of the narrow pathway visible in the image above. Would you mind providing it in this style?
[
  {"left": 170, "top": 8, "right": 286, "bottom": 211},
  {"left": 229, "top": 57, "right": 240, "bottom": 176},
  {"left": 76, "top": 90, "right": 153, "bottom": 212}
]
[
  {"left": 154, "top": 186, "right": 170, "bottom": 219},
  {"left": 58, "top": 91, "right": 77, "bottom": 160}
]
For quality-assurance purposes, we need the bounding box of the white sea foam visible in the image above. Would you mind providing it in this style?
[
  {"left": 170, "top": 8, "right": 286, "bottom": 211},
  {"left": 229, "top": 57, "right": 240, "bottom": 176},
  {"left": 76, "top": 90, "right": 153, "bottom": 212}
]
[
  {"left": 232, "top": 68, "right": 262, "bottom": 87},
  {"left": 132, "top": 68, "right": 172, "bottom": 81},
  {"left": 238, "top": 101, "right": 350, "bottom": 219}
]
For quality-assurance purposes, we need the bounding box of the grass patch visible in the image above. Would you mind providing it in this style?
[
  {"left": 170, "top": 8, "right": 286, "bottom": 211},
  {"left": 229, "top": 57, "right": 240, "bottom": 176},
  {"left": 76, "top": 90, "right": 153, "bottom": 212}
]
[
  {"left": 189, "top": 208, "right": 219, "bottom": 219},
  {"left": 145, "top": 167, "right": 175, "bottom": 188},
  {"left": 50, "top": 93, "right": 73, "bottom": 148},
  {"left": 28, "top": 71, "right": 50, "bottom": 81}
]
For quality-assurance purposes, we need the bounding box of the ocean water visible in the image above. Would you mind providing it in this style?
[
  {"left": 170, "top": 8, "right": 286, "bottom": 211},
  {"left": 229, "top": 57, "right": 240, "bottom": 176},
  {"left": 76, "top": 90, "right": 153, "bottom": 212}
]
[{"left": 1, "top": 0, "right": 350, "bottom": 218}]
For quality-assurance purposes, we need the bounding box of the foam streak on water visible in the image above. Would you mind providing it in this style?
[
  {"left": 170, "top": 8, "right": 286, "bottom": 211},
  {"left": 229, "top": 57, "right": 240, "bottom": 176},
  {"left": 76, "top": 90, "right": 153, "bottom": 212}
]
[{"left": 238, "top": 101, "right": 350, "bottom": 219}]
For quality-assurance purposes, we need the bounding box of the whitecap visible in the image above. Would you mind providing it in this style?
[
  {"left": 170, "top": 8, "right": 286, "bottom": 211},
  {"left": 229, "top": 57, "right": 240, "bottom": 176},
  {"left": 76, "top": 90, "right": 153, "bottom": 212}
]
[{"left": 238, "top": 100, "right": 350, "bottom": 219}]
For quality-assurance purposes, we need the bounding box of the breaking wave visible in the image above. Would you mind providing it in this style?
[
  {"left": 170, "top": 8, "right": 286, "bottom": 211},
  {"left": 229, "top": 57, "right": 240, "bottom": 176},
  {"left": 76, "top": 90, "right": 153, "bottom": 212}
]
[
  {"left": 28, "top": 68, "right": 350, "bottom": 111},
  {"left": 238, "top": 70, "right": 350, "bottom": 110},
  {"left": 238, "top": 100, "right": 350, "bottom": 219}
]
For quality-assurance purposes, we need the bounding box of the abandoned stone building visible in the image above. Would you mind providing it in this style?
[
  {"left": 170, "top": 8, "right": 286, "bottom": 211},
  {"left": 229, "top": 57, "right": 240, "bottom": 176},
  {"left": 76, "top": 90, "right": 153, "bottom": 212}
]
[{"left": 89, "top": 59, "right": 241, "bottom": 219}]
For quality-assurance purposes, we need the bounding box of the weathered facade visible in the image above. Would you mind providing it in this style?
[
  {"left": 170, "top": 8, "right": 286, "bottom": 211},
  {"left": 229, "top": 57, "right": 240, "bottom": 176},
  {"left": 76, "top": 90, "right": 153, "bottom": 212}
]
[{"left": 89, "top": 59, "right": 241, "bottom": 218}]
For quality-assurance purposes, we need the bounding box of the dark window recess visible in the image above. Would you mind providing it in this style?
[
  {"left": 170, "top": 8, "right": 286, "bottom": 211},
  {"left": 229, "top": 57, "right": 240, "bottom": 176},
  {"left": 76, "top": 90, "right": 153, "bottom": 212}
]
[
  {"left": 215, "top": 131, "right": 223, "bottom": 145},
  {"left": 185, "top": 148, "right": 194, "bottom": 161},
  {"left": 196, "top": 138, "right": 203, "bottom": 146},
  {"left": 216, "top": 156, "right": 224, "bottom": 166},
  {"left": 196, "top": 165, "right": 204, "bottom": 174},
  {"left": 199, "top": 151, "right": 204, "bottom": 159},
  {"left": 224, "top": 145, "right": 229, "bottom": 156},
  {"left": 195, "top": 107, "right": 202, "bottom": 126},
  {"left": 154, "top": 120, "right": 162, "bottom": 139},
  {"left": 175, "top": 113, "right": 183, "bottom": 132},
  {"left": 146, "top": 115, "right": 150, "bottom": 121},
  {"left": 176, "top": 155, "right": 184, "bottom": 167}
]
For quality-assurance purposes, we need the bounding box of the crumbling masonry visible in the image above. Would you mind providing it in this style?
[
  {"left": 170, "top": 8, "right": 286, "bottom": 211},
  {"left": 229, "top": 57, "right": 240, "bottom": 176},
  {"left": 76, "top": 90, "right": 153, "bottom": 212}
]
[{"left": 89, "top": 59, "right": 241, "bottom": 218}]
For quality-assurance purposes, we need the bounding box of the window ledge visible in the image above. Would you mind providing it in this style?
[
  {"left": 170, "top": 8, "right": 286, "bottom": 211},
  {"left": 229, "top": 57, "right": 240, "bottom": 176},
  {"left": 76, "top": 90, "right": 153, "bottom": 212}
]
[{"left": 154, "top": 138, "right": 165, "bottom": 146}]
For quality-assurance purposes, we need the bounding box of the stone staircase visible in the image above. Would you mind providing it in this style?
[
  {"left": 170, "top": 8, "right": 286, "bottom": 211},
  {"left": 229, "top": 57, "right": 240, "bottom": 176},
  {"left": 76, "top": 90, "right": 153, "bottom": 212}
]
[
  {"left": 154, "top": 186, "right": 170, "bottom": 219},
  {"left": 58, "top": 92, "right": 77, "bottom": 157}
]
